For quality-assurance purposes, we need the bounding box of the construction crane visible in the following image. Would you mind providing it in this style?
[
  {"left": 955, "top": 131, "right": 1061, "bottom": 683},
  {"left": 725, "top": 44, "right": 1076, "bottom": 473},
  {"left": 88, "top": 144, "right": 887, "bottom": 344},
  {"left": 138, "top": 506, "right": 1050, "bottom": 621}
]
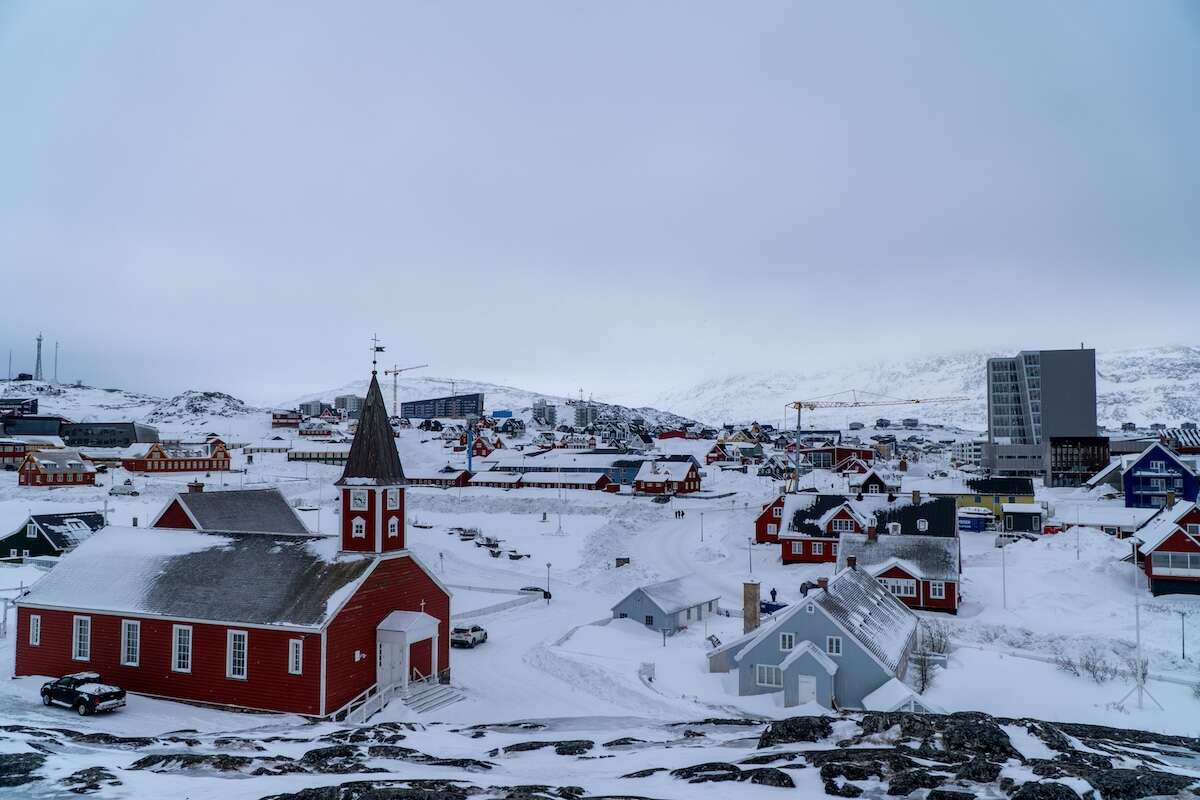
[
  {"left": 383, "top": 363, "right": 428, "bottom": 414},
  {"left": 785, "top": 390, "right": 971, "bottom": 491}
]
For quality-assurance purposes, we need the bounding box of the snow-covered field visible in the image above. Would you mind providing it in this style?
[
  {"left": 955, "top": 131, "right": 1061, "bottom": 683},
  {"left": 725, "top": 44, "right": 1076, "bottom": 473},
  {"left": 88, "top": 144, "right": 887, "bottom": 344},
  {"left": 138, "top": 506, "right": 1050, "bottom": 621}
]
[{"left": 2, "top": 385, "right": 1199, "bottom": 796}]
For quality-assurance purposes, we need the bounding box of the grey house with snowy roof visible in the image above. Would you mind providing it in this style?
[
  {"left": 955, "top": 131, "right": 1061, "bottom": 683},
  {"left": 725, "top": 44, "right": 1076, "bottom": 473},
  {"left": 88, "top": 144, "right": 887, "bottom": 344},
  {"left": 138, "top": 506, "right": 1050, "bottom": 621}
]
[
  {"left": 708, "top": 567, "right": 920, "bottom": 710},
  {"left": 1, "top": 512, "right": 106, "bottom": 559},
  {"left": 611, "top": 575, "right": 720, "bottom": 633}
]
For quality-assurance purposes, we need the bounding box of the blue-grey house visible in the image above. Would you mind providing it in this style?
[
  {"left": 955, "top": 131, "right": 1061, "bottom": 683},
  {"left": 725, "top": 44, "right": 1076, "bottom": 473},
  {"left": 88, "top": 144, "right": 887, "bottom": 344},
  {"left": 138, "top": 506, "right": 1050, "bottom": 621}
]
[
  {"left": 708, "top": 567, "right": 921, "bottom": 710},
  {"left": 611, "top": 575, "right": 720, "bottom": 634},
  {"left": 1122, "top": 442, "right": 1199, "bottom": 509}
]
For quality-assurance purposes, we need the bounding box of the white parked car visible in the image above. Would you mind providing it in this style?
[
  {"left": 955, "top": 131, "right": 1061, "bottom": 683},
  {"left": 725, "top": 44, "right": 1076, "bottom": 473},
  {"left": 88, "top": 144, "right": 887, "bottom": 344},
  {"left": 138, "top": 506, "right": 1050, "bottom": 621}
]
[{"left": 450, "top": 625, "right": 488, "bottom": 648}]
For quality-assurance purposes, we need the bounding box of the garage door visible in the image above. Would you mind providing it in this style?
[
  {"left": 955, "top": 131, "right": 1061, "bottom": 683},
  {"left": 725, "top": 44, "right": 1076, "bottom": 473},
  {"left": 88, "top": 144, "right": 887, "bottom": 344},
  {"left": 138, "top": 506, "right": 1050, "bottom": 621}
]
[{"left": 797, "top": 674, "right": 816, "bottom": 705}]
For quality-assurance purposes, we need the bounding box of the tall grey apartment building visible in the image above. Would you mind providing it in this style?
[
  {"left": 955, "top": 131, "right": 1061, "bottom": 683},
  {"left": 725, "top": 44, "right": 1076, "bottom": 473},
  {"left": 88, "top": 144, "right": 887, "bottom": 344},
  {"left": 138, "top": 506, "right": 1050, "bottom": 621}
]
[{"left": 985, "top": 348, "right": 1097, "bottom": 477}]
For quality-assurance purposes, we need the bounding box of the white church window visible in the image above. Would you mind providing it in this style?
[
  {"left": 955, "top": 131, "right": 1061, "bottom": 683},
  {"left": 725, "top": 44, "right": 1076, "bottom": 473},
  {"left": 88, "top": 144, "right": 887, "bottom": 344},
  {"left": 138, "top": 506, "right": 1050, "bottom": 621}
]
[
  {"left": 352, "top": 517, "right": 366, "bottom": 538},
  {"left": 387, "top": 517, "right": 399, "bottom": 538}
]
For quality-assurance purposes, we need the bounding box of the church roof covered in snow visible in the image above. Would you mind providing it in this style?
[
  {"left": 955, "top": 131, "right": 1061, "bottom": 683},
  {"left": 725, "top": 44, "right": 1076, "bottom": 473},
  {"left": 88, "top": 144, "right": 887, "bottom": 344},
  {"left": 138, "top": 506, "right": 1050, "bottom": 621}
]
[
  {"left": 20, "top": 527, "right": 374, "bottom": 629},
  {"left": 337, "top": 372, "right": 406, "bottom": 487}
]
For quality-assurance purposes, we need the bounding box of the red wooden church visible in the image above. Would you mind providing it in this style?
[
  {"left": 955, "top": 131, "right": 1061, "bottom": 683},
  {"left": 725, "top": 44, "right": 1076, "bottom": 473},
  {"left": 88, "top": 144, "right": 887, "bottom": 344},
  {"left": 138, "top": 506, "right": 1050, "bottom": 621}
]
[{"left": 14, "top": 371, "right": 451, "bottom": 717}]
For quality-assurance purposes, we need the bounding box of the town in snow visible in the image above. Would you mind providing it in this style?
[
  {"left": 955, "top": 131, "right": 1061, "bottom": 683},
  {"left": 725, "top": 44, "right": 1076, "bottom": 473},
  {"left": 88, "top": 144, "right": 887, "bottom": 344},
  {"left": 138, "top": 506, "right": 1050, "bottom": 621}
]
[
  {"left": 1, "top": 341, "right": 1199, "bottom": 799},
  {"left": 3, "top": 2, "right": 1199, "bottom": 797}
]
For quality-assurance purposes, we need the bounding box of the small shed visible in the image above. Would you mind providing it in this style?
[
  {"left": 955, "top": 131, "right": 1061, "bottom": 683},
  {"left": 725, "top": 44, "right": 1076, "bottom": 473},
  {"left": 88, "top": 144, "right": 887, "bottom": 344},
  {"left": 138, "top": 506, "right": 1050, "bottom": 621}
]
[
  {"left": 611, "top": 575, "right": 720, "bottom": 633},
  {"left": 1002, "top": 503, "right": 1043, "bottom": 533}
]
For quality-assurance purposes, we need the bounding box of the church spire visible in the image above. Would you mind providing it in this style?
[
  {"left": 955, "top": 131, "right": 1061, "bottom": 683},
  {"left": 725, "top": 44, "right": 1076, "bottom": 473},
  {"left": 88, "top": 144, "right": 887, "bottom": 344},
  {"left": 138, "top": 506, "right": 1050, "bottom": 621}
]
[{"left": 336, "top": 371, "right": 405, "bottom": 486}]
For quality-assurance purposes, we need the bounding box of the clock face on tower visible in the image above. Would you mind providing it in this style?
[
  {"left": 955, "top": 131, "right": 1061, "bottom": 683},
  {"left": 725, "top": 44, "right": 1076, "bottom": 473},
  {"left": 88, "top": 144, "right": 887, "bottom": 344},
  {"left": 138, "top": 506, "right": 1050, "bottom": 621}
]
[{"left": 350, "top": 490, "right": 368, "bottom": 511}]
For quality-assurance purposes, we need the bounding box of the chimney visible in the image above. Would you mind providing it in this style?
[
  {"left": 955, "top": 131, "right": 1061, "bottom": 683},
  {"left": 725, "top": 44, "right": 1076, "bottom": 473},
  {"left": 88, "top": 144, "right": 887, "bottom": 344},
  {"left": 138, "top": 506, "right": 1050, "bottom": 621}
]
[
  {"left": 867, "top": 524, "right": 878, "bottom": 542},
  {"left": 1167, "top": 491, "right": 1176, "bottom": 510},
  {"left": 132, "top": 516, "right": 138, "bottom": 527},
  {"left": 847, "top": 555, "right": 857, "bottom": 570},
  {"left": 816, "top": 577, "right": 829, "bottom": 591},
  {"left": 187, "top": 481, "right": 205, "bottom": 493},
  {"left": 912, "top": 489, "right": 921, "bottom": 506},
  {"left": 743, "top": 581, "right": 761, "bottom": 634}
]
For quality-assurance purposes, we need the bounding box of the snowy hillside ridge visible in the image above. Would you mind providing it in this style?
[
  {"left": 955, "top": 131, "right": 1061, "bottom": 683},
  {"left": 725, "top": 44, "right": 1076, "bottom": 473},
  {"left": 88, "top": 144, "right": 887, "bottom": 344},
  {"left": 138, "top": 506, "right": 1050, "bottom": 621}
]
[
  {"left": 0, "top": 380, "right": 161, "bottom": 422},
  {"left": 289, "top": 375, "right": 697, "bottom": 428},
  {"left": 655, "top": 345, "right": 1200, "bottom": 428},
  {"left": 146, "top": 390, "right": 266, "bottom": 424}
]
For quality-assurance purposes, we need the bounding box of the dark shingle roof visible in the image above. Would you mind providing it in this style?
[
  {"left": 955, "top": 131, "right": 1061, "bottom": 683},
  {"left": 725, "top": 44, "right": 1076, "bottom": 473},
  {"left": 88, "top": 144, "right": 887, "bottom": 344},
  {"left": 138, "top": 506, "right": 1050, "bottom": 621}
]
[
  {"left": 966, "top": 477, "right": 1034, "bottom": 495},
  {"left": 872, "top": 496, "right": 958, "bottom": 537},
  {"left": 22, "top": 527, "right": 373, "bottom": 628},
  {"left": 788, "top": 495, "right": 851, "bottom": 536},
  {"left": 173, "top": 488, "right": 308, "bottom": 534},
  {"left": 337, "top": 373, "right": 406, "bottom": 486},
  {"left": 835, "top": 532, "right": 961, "bottom": 582},
  {"left": 31, "top": 513, "right": 106, "bottom": 550}
]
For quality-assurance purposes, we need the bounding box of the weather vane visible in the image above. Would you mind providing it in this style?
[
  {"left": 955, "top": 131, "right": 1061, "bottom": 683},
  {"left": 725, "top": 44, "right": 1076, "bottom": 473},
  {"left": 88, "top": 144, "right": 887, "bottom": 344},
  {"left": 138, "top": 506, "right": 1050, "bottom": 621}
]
[{"left": 371, "top": 334, "right": 385, "bottom": 374}]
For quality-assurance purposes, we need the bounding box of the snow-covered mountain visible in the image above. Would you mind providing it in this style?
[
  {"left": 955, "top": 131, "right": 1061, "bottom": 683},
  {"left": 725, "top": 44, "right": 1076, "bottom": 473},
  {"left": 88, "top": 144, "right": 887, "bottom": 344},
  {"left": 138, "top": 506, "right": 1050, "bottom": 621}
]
[
  {"left": 654, "top": 345, "right": 1200, "bottom": 429},
  {"left": 288, "top": 376, "right": 696, "bottom": 429},
  {"left": 145, "top": 390, "right": 267, "bottom": 426}
]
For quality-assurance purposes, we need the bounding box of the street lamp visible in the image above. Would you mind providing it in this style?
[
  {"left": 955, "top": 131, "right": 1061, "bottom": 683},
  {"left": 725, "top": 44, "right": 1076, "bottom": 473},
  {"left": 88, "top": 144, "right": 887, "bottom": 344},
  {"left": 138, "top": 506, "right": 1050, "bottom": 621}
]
[
  {"left": 546, "top": 562, "right": 552, "bottom": 604},
  {"left": 700, "top": 512, "right": 705, "bottom": 542}
]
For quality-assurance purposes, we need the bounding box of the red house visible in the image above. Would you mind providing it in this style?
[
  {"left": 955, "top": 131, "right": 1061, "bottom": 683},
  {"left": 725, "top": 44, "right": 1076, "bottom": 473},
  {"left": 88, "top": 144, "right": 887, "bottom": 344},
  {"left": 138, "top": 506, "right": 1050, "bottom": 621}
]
[
  {"left": 778, "top": 497, "right": 868, "bottom": 564},
  {"left": 120, "top": 442, "right": 231, "bottom": 473},
  {"left": 15, "top": 372, "right": 452, "bottom": 718},
  {"left": 1137, "top": 501, "right": 1200, "bottom": 596},
  {"left": 835, "top": 532, "right": 961, "bottom": 613},
  {"left": 271, "top": 410, "right": 302, "bottom": 428},
  {"left": 633, "top": 460, "right": 701, "bottom": 495},
  {"left": 17, "top": 450, "right": 97, "bottom": 487},
  {"left": 755, "top": 493, "right": 864, "bottom": 547}
]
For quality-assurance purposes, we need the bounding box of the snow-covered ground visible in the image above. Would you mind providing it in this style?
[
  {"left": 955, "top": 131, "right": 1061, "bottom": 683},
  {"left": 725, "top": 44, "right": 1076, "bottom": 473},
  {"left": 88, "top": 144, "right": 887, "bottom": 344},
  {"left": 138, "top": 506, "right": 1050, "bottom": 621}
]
[{"left": 2, "top": 387, "right": 1200, "bottom": 796}]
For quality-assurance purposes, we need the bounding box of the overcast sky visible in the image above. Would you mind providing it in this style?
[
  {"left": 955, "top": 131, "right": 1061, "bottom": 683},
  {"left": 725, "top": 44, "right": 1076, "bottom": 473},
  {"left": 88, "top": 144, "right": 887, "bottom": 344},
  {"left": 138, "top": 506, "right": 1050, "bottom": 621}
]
[{"left": 1, "top": 1, "right": 1197, "bottom": 406}]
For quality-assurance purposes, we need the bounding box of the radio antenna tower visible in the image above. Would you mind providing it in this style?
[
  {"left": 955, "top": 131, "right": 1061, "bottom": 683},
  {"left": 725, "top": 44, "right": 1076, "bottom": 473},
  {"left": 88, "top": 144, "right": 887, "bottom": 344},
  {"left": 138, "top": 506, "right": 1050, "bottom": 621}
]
[{"left": 34, "top": 333, "right": 44, "bottom": 381}]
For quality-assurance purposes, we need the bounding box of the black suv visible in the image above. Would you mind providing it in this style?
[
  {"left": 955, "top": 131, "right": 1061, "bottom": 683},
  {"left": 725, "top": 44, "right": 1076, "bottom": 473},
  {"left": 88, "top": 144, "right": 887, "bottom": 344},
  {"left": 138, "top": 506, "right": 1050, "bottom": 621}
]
[{"left": 41, "top": 672, "right": 127, "bottom": 716}]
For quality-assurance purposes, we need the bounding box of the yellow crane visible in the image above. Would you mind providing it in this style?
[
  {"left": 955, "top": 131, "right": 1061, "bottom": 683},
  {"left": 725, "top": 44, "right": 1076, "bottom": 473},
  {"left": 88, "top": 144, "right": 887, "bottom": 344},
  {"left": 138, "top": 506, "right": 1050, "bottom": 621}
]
[{"left": 785, "top": 390, "right": 971, "bottom": 489}]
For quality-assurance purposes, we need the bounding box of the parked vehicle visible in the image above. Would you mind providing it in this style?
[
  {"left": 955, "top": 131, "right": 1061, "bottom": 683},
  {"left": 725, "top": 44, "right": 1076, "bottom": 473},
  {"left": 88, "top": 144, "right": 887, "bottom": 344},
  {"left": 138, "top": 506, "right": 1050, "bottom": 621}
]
[
  {"left": 451, "top": 625, "right": 488, "bottom": 648},
  {"left": 40, "top": 672, "right": 126, "bottom": 716},
  {"left": 109, "top": 479, "right": 139, "bottom": 497},
  {"left": 994, "top": 532, "right": 1038, "bottom": 548}
]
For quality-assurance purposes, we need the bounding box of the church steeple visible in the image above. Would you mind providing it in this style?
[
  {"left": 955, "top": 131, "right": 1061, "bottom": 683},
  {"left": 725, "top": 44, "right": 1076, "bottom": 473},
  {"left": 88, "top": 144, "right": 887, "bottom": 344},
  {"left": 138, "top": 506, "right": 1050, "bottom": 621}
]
[{"left": 336, "top": 370, "right": 406, "bottom": 553}]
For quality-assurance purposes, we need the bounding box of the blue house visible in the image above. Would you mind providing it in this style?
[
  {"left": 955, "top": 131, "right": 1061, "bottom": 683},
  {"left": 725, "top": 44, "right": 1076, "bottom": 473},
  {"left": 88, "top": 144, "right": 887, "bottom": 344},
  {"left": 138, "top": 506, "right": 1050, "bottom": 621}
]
[
  {"left": 1122, "top": 442, "right": 1200, "bottom": 509},
  {"left": 611, "top": 575, "right": 720, "bottom": 634},
  {"left": 707, "top": 567, "right": 923, "bottom": 710}
]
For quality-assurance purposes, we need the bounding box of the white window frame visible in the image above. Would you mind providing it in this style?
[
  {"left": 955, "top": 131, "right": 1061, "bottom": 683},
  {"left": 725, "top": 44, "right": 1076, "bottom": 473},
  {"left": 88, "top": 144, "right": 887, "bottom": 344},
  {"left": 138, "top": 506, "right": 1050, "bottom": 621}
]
[
  {"left": 387, "top": 516, "right": 399, "bottom": 538},
  {"left": 121, "top": 619, "right": 140, "bottom": 667},
  {"left": 386, "top": 489, "right": 400, "bottom": 510},
  {"left": 790, "top": 542, "right": 802, "bottom": 555},
  {"left": 805, "top": 604, "right": 815, "bottom": 614},
  {"left": 1188, "top": 523, "right": 1200, "bottom": 537},
  {"left": 930, "top": 581, "right": 946, "bottom": 600},
  {"left": 826, "top": 635, "right": 842, "bottom": 656},
  {"left": 26, "top": 523, "right": 37, "bottom": 538},
  {"left": 29, "top": 614, "right": 40, "bottom": 647},
  {"left": 226, "top": 630, "right": 248, "bottom": 680},
  {"left": 352, "top": 516, "right": 366, "bottom": 538},
  {"left": 766, "top": 523, "right": 778, "bottom": 535},
  {"left": 755, "top": 663, "right": 783, "bottom": 687},
  {"left": 72, "top": 615, "right": 91, "bottom": 661},
  {"left": 172, "top": 624, "right": 193, "bottom": 673},
  {"left": 812, "top": 542, "right": 824, "bottom": 556},
  {"left": 779, "top": 632, "right": 795, "bottom": 651},
  {"left": 772, "top": 506, "right": 782, "bottom": 518},
  {"left": 350, "top": 489, "right": 368, "bottom": 511},
  {"left": 288, "top": 639, "right": 303, "bottom": 675},
  {"left": 832, "top": 518, "right": 854, "bottom": 532},
  {"left": 917, "top": 518, "right": 929, "bottom": 531}
]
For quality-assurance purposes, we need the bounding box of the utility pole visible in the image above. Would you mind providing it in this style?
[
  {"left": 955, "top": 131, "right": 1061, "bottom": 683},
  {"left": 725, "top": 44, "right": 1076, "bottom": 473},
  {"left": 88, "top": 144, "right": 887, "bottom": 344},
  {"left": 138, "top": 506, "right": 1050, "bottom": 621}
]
[
  {"left": 53, "top": 341, "right": 59, "bottom": 384},
  {"left": 1177, "top": 610, "right": 1187, "bottom": 660},
  {"left": 1001, "top": 538, "right": 1007, "bottom": 610}
]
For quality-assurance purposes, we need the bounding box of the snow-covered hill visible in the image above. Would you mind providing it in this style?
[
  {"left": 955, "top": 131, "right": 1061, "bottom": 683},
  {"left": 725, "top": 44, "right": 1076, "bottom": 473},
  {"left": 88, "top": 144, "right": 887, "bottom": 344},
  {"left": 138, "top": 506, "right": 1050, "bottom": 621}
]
[
  {"left": 654, "top": 345, "right": 1200, "bottom": 429},
  {"left": 289, "top": 376, "right": 696, "bottom": 429}
]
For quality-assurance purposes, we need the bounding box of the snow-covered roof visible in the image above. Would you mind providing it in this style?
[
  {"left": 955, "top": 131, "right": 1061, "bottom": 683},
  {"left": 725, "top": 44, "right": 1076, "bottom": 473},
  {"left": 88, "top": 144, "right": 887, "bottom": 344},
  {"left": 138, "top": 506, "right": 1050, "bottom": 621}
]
[
  {"left": 19, "top": 527, "right": 374, "bottom": 629},
  {"left": 1136, "top": 502, "right": 1198, "bottom": 554},
  {"left": 862, "top": 677, "right": 942, "bottom": 712},
  {"left": 519, "top": 472, "right": 609, "bottom": 486},
  {"left": 630, "top": 574, "right": 719, "bottom": 615},
  {"left": 634, "top": 460, "right": 693, "bottom": 483},
  {"left": 31, "top": 449, "right": 95, "bottom": 473},
  {"left": 779, "top": 640, "right": 838, "bottom": 675},
  {"left": 1002, "top": 503, "right": 1043, "bottom": 514},
  {"left": 836, "top": 533, "right": 960, "bottom": 582},
  {"left": 469, "top": 472, "right": 522, "bottom": 484},
  {"left": 1053, "top": 504, "right": 1158, "bottom": 529},
  {"left": 815, "top": 567, "right": 918, "bottom": 674}
]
